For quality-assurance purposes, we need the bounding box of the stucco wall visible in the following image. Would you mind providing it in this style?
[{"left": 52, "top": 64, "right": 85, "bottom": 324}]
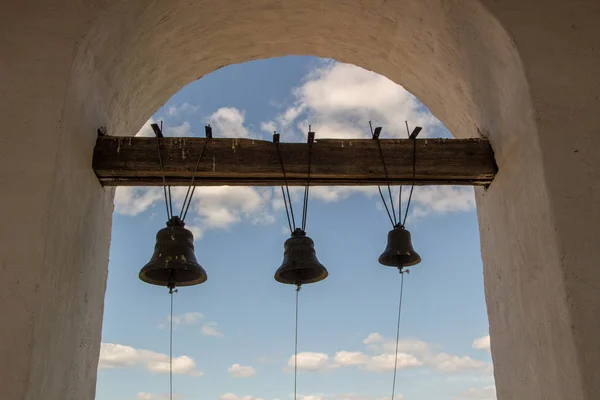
[{"left": 1, "top": 1, "right": 599, "bottom": 399}]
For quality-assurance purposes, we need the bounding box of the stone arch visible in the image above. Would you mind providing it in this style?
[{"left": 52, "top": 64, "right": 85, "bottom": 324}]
[{"left": 2, "top": 1, "right": 600, "bottom": 399}]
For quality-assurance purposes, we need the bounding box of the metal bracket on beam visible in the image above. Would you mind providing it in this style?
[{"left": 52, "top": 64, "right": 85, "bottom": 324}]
[
  {"left": 372, "top": 126, "right": 382, "bottom": 140},
  {"left": 409, "top": 127, "right": 423, "bottom": 139},
  {"left": 150, "top": 123, "right": 163, "bottom": 138},
  {"left": 205, "top": 125, "right": 213, "bottom": 139}
]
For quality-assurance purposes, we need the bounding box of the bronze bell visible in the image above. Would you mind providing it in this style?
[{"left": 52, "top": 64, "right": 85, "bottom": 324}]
[
  {"left": 275, "top": 228, "right": 328, "bottom": 285},
  {"left": 378, "top": 225, "right": 421, "bottom": 268},
  {"left": 139, "top": 216, "right": 207, "bottom": 288}
]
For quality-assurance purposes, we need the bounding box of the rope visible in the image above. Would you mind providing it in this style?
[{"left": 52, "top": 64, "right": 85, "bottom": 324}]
[
  {"left": 168, "top": 280, "right": 177, "bottom": 400},
  {"left": 294, "top": 283, "right": 301, "bottom": 400},
  {"left": 391, "top": 271, "right": 406, "bottom": 400},
  {"left": 155, "top": 137, "right": 172, "bottom": 220}
]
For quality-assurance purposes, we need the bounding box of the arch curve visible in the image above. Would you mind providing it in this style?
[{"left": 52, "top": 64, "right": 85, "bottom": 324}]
[{"left": 68, "top": 0, "right": 532, "bottom": 157}]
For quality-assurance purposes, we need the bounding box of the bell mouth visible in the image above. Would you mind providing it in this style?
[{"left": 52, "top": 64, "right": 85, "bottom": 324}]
[
  {"left": 139, "top": 264, "right": 207, "bottom": 287},
  {"left": 274, "top": 267, "right": 329, "bottom": 285},
  {"left": 378, "top": 252, "right": 421, "bottom": 268}
]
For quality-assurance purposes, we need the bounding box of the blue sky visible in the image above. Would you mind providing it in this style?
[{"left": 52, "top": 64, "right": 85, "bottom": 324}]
[{"left": 97, "top": 56, "right": 494, "bottom": 400}]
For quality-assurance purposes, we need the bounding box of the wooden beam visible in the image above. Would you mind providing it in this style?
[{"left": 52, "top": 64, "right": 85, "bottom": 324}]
[{"left": 92, "top": 136, "right": 497, "bottom": 186}]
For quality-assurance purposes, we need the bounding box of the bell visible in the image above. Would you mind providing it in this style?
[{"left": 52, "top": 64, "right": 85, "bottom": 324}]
[
  {"left": 378, "top": 225, "right": 421, "bottom": 268},
  {"left": 275, "top": 228, "right": 328, "bottom": 285},
  {"left": 139, "top": 216, "right": 207, "bottom": 288}
]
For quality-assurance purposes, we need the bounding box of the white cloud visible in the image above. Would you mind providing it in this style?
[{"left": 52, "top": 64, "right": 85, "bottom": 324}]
[
  {"left": 207, "top": 107, "right": 253, "bottom": 138},
  {"left": 158, "top": 311, "right": 204, "bottom": 329},
  {"left": 456, "top": 386, "right": 497, "bottom": 400},
  {"left": 409, "top": 186, "right": 475, "bottom": 218},
  {"left": 136, "top": 393, "right": 181, "bottom": 400},
  {"left": 134, "top": 117, "right": 191, "bottom": 137},
  {"left": 362, "top": 333, "right": 432, "bottom": 357},
  {"left": 114, "top": 187, "right": 164, "bottom": 216},
  {"left": 99, "top": 343, "right": 203, "bottom": 377},
  {"left": 167, "top": 102, "right": 199, "bottom": 117},
  {"left": 262, "top": 61, "right": 442, "bottom": 141},
  {"left": 260, "top": 120, "right": 277, "bottom": 133},
  {"left": 201, "top": 321, "right": 223, "bottom": 337},
  {"left": 296, "top": 395, "right": 404, "bottom": 400},
  {"left": 287, "top": 333, "right": 490, "bottom": 377},
  {"left": 172, "top": 311, "right": 204, "bottom": 326},
  {"left": 165, "top": 121, "right": 192, "bottom": 137},
  {"left": 228, "top": 363, "right": 257, "bottom": 378},
  {"left": 333, "top": 350, "right": 421, "bottom": 372},
  {"left": 113, "top": 186, "right": 275, "bottom": 239},
  {"left": 472, "top": 335, "right": 491, "bottom": 353},
  {"left": 309, "top": 186, "right": 378, "bottom": 203},
  {"left": 333, "top": 351, "right": 369, "bottom": 366},
  {"left": 430, "top": 353, "right": 488, "bottom": 373},
  {"left": 363, "top": 352, "right": 422, "bottom": 372},
  {"left": 287, "top": 352, "right": 333, "bottom": 372},
  {"left": 219, "top": 394, "right": 264, "bottom": 400},
  {"left": 272, "top": 184, "right": 474, "bottom": 221}
]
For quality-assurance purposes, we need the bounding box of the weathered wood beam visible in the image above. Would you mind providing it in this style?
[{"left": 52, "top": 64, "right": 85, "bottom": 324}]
[{"left": 92, "top": 136, "right": 497, "bottom": 186}]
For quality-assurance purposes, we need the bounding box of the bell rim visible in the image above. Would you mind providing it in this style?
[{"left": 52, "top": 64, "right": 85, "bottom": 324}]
[
  {"left": 377, "top": 252, "right": 421, "bottom": 267},
  {"left": 274, "top": 267, "right": 329, "bottom": 285},
  {"left": 138, "top": 263, "right": 208, "bottom": 287}
]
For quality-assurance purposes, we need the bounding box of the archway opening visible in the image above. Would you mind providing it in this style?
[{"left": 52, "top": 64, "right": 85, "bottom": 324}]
[{"left": 97, "top": 56, "right": 494, "bottom": 400}]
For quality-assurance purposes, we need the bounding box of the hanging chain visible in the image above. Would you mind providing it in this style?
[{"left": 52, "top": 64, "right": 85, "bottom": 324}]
[
  {"left": 370, "top": 122, "right": 398, "bottom": 227},
  {"left": 294, "top": 283, "right": 301, "bottom": 400},
  {"left": 402, "top": 136, "right": 417, "bottom": 227},
  {"left": 391, "top": 270, "right": 406, "bottom": 400},
  {"left": 180, "top": 135, "right": 210, "bottom": 222},
  {"left": 274, "top": 129, "right": 314, "bottom": 234},
  {"left": 371, "top": 121, "right": 420, "bottom": 228},
  {"left": 155, "top": 135, "right": 173, "bottom": 221},
  {"left": 154, "top": 122, "right": 211, "bottom": 223},
  {"left": 301, "top": 129, "right": 315, "bottom": 232},
  {"left": 273, "top": 133, "right": 296, "bottom": 234}
]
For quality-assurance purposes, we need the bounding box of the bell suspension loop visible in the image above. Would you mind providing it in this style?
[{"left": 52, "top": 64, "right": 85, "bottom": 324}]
[
  {"left": 273, "top": 129, "right": 328, "bottom": 287},
  {"left": 140, "top": 123, "right": 211, "bottom": 289}
]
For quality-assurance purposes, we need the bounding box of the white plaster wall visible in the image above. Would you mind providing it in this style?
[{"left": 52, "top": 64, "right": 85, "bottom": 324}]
[
  {"left": 1, "top": 0, "right": 599, "bottom": 399},
  {"left": 0, "top": 3, "right": 114, "bottom": 399}
]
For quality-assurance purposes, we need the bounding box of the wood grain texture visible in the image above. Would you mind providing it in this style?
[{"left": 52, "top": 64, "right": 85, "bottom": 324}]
[{"left": 92, "top": 136, "right": 497, "bottom": 186}]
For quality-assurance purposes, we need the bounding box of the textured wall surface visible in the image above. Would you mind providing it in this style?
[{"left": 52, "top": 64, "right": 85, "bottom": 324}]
[{"left": 0, "top": 1, "right": 598, "bottom": 399}]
